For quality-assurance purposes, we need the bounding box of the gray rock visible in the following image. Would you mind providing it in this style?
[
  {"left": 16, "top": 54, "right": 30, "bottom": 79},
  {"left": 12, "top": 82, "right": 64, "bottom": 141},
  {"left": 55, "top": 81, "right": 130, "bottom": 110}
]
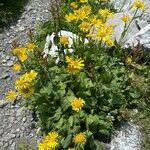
[
  {"left": 125, "top": 24, "right": 150, "bottom": 48},
  {"left": 0, "top": 141, "right": 3, "bottom": 147},
  {"left": 9, "top": 142, "right": 16, "bottom": 150},
  {"left": 0, "top": 100, "right": 8, "bottom": 108},
  {"left": 18, "top": 26, "right": 25, "bottom": 31},
  {"left": 3, "top": 142, "right": 9, "bottom": 148},
  {"left": 22, "top": 117, "right": 26, "bottom": 122},
  {"left": 4, "top": 133, "right": 16, "bottom": 141},
  {"left": 110, "top": 122, "right": 141, "bottom": 150},
  {"left": 0, "top": 73, "right": 10, "bottom": 79},
  {"left": 111, "top": 0, "right": 150, "bottom": 48}
]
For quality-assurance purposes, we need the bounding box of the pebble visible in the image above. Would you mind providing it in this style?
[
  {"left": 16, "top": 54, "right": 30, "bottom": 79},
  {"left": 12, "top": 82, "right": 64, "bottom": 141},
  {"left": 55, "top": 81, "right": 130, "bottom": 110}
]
[{"left": 19, "top": 26, "right": 25, "bottom": 31}]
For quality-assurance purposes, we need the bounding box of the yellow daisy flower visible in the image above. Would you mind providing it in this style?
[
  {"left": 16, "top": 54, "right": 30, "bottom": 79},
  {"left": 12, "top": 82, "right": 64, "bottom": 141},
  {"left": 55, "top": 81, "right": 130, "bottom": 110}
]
[
  {"left": 73, "top": 132, "right": 86, "bottom": 144},
  {"left": 5, "top": 90, "right": 17, "bottom": 101},
  {"left": 99, "top": 8, "right": 113, "bottom": 20},
  {"left": 71, "top": 97, "right": 85, "bottom": 112},
  {"left": 79, "top": 21, "right": 91, "bottom": 32},
  {"left": 131, "top": 0, "right": 146, "bottom": 10},
  {"left": 121, "top": 15, "right": 130, "bottom": 23},
  {"left": 70, "top": 2, "right": 78, "bottom": 9},
  {"left": 66, "top": 56, "right": 84, "bottom": 74},
  {"left": 18, "top": 87, "right": 34, "bottom": 97},
  {"left": 65, "top": 13, "right": 76, "bottom": 22},
  {"left": 60, "top": 36, "right": 69, "bottom": 46},
  {"left": 12, "top": 47, "right": 28, "bottom": 62},
  {"left": 12, "top": 63, "right": 21, "bottom": 71},
  {"left": 38, "top": 131, "right": 59, "bottom": 150},
  {"left": 26, "top": 42, "right": 36, "bottom": 51}
]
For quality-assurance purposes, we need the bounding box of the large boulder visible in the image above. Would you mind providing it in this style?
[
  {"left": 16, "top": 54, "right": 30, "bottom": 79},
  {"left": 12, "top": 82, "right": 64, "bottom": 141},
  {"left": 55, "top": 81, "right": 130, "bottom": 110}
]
[{"left": 110, "top": 0, "right": 150, "bottom": 48}]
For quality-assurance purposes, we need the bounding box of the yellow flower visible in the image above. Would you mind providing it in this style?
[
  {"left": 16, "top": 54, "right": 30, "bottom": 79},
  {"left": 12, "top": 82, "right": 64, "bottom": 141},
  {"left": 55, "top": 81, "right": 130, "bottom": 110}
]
[
  {"left": 18, "top": 52, "right": 28, "bottom": 62},
  {"left": 71, "top": 97, "right": 85, "bottom": 112},
  {"left": 5, "top": 90, "right": 17, "bottom": 101},
  {"left": 121, "top": 15, "right": 130, "bottom": 23},
  {"left": 15, "top": 70, "right": 38, "bottom": 96},
  {"left": 38, "top": 131, "right": 59, "bottom": 150},
  {"left": 99, "top": 8, "right": 113, "bottom": 20},
  {"left": 70, "top": 2, "right": 78, "bottom": 9},
  {"left": 126, "top": 57, "right": 133, "bottom": 65},
  {"left": 19, "top": 87, "right": 34, "bottom": 97},
  {"left": 26, "top": 70, "right": 38, "bottom": 82},
  {"left": 12, "top": 47, "right": 28, "bottom": 62},
  {"left": 60, "top": 36, "right": 69, "bottom": 46},
  {"left": 65, "top": 13, "right": 76, "bottom": 22},
  {"left": 81, "top": 5, "right": 91, "bottom": 15},
  {"left": 89, "top": 16, "right": 102, "bottom": 26},
  {"left": 12, "top": 63, "right": 21, "bottom": 71},
  {"left": 73, "top": 132, "right": 86, "bottom": 144},
  {"left": 26, "top": 42, "right": 36, "bottom": 51},
  {"left": 103, "top": 37, "right": 114, "bottom": 46},
  {"left": 80, "top": 0, "right": 88, "bottom": 3},
  {"left": 38, "top": 141, "right": 48, "bottom": 150},
  {"left": 12, "top": 47, "right": 27, "bottom": 55},
  {"left": 96, "top": 24, "right": 113, "bottom": 40},
  {"left": 66, "top": 56, "right": 84, "bottom": 74},
  {"left": 74, "top": 6, "right": 91, "bottom": 21},
  {"left": 15, "top": 78, "right": 30, "bottom": 91},
  {"left": 131, "top": 0, "right": 146, "bottom": 10},
  {"left": 79, "top": 21, "right": 91, "bottom": 32}
]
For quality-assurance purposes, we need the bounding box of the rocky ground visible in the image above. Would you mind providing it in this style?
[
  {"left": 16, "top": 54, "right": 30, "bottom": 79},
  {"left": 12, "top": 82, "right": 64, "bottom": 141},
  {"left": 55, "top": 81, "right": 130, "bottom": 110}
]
[{"left": 0, "top": 0, "right": 51, "bottom": 149}]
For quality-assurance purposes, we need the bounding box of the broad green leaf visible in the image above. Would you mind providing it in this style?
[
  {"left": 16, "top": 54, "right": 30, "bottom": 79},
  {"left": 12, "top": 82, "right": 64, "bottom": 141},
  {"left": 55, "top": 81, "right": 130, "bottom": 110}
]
[{"left": 62, "top": 134, "right": 72, "bottom": 148}]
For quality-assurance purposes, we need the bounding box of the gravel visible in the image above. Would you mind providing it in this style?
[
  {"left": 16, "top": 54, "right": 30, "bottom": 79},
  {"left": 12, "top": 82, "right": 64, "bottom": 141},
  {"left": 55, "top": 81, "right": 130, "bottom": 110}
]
[{"left": 0, "top": 0, "right": 51, "bottom": 149}]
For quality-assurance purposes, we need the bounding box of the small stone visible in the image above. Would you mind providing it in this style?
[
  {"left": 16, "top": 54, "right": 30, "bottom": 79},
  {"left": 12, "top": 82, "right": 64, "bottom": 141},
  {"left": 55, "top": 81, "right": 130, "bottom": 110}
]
[
  {"left": 22, "top": 117, "right": 26, "bottom": 122},
  {"left": 3, "top": 142, "right": 9, "bottom": 148},
  {"left": 16, "top": 133, "right": 20, "bottom": 138},
  {"left": 5, "top": 56, "right": 10, "bottom": 60},
  {"left": 0, "top": 100, "right": 8, "bottom": 108},
  {"left": 0, "top": 73, "right": 10, "bottom": 79},
  {"left": 9, "top": 140, "right": 13, "bottom": 145},
  {"left": 10, "top": 142, "right": 16, "bottom": 150},
  {"left": 16, "top": 128, "right": 20, "bottom": 132},
  {"left": 2, "top": 59, "right": 7, "bottom": 63},
  {"left": 0, "top": 141, "right": 3, "bottom": 146},
  {"left": 7, "top": 61, "right": 14, "bottom": 66},
  {"left": 19, "top": 26, "right": 25, "bottom": 31},
  {"left": 4, "top": 133, "right": 16, "bottom": 141},
  {"left": 21, "top": 126, "right": 25, "bottom": 131}
]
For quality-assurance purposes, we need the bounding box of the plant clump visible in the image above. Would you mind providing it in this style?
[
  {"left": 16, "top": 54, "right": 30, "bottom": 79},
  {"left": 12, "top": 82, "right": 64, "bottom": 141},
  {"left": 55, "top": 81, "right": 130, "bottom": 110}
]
[{"left": 5, "top": 0, "right": 149, "bottom": 149}]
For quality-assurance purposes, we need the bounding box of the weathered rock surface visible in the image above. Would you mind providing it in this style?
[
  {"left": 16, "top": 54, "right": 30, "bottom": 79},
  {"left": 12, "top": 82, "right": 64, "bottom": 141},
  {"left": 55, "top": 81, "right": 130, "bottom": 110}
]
[
  {"left": 111, "top": 122, "right": 141, "bottom": 150},
  {"left": 111, "top": 0, "right": 150, "bottom": 48}
]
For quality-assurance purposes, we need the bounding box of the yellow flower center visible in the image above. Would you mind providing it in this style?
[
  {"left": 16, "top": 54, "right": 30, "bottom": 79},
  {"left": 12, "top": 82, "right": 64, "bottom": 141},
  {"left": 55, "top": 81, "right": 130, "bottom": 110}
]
[
  {"left": 73, "top": 133, "right": 86, "bottom": 144},
  {"left": 121, "top": 15, "right": 130, "bottom": 23},
  {"left": 71, "top": 97, "right": 85, "bottom": 112},
  {"left": 60, "top": 36, "right": 69, "bottom": 45}
]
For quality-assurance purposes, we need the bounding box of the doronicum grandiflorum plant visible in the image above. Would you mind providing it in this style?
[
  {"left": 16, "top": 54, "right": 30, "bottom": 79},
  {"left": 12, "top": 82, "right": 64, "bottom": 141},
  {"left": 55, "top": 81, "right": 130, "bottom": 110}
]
[{"left": 5, "top": 0, "right": 149, "bottom": 149}]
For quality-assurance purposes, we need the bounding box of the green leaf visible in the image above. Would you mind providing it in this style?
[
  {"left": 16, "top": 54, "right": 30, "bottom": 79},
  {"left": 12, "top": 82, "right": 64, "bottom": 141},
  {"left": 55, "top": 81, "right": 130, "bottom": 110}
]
[
  {"left": 99, "top": 129, "right": 109, "bottom": 135},
  {"left": 68, "top": 116, "right": 74, "bottom": 127},
  {"left": 61, "top": 134, "right": 72, "bottom": 148},
  {"left": 62, "top": 92, "right": 74, "bottom": 111},
  {"left": 111, "top": 94, "right": 126, "bottom": 106},
  {"left": 40, "top": 82, "right": 52, "bottom": 95},
  {"left": 94, "top": 140, "right": 103, "bottom": 150},
  {"left": 129, "top": 92, "right": 140, "bottom": 98},
  {"left": 55, "top": 117, "right": 64, "bottom": 129}
]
